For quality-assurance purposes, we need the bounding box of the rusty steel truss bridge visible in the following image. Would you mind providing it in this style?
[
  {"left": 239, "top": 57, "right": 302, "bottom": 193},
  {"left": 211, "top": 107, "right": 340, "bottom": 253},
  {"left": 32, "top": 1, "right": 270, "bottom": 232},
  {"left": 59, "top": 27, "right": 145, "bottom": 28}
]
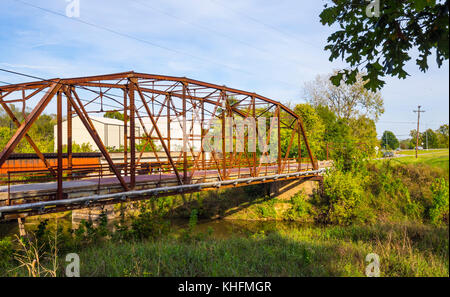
[{"left": 0, "top": 71, "right": 327, "bottom": 221}]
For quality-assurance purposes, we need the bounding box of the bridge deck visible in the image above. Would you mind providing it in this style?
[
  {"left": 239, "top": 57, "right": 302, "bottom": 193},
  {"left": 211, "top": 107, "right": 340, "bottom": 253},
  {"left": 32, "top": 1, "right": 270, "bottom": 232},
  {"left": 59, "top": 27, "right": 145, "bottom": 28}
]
[
  {"left": 0, "top": 162, "right": 331, "bottom": 220},
  {"left": 0, "top": 162, "right": 326, "bottom": 198}
]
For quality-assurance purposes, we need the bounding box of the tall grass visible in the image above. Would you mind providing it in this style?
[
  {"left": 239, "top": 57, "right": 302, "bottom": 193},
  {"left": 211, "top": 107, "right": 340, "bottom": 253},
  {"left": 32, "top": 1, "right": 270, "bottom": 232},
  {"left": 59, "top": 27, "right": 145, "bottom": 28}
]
[{"left": 1, "top": 222, "right": 447, "bottom": 277}]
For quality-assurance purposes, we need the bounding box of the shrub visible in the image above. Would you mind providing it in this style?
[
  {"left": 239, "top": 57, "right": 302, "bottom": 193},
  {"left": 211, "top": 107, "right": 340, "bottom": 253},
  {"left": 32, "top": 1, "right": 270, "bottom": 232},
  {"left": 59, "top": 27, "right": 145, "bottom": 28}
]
[
  {"left": 130, "top": 202, "right": 171, "bottom": 240},
  {"left": 0, "top": 236, "right": 13, "bottom": 267},
  {"left": 318, "top": 169, "right": 375, "bottom": 225},
  {"left": 429, "top": 178, "right": 449, "bottom": 226},
  {"left": 255, "top": 199, "right": 277, "bottom": 219},
  {"left": 284, "top": 192, "right": 314, "bottom": 221}
]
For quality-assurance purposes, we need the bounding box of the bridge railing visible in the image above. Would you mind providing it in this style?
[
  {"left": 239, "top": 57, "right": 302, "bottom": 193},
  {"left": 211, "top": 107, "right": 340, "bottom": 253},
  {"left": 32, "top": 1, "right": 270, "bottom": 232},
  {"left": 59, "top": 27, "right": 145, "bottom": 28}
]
[{"left": 0, "top": 156, "right": 317, "bottom": 206}]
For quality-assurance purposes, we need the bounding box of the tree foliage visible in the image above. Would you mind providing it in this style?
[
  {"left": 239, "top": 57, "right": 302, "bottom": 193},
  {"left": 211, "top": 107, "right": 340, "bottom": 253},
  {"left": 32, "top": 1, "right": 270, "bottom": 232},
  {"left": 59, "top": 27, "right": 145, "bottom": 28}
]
[
  {"left": 104, "top": 111, "right": 124, "bottom": 121},
  {"left": 437, "top": 124, "right": 449, "bottom": 147},
  {"left": 0, "top": 104, "right": 55, "bottom": 153},
  {"left": 304, "top": 71, "right": 384, "bottom": 121},
  {"left": 382, "top": 130, "right": 399, "bottom": 150},
  {"left": 408, "top": 125, "right": 449, "bottom": 148},
  {"left": 292, "top": 104, "right": 325, "bottom": 158},
  {"left": 320, "top": 0, "right": 449, "bottom": 91}
]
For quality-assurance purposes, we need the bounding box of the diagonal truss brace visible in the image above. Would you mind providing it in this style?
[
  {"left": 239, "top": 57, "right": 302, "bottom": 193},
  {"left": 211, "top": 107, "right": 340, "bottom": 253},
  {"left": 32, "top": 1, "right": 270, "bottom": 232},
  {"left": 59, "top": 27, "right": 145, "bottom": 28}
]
[
  {"left": 64, "top": 87, "right": 130, "bottom": 191},
  {"left": 0, "top": 81, "right": 62, "bottom": 168}
]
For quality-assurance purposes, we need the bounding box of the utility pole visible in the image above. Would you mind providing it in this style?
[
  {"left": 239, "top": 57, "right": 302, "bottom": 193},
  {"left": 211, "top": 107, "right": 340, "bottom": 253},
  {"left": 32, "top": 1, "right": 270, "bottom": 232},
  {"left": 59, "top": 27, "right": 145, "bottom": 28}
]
[{"left": 413, "top": 106, "right": 425, "bottom": 158}]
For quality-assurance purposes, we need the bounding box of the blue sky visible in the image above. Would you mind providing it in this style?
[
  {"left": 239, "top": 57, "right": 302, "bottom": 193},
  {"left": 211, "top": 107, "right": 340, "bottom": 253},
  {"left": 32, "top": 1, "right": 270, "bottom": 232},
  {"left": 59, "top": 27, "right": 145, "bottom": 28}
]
[{"left": 0, "top": 0, "right": 448, "bottom": 140}]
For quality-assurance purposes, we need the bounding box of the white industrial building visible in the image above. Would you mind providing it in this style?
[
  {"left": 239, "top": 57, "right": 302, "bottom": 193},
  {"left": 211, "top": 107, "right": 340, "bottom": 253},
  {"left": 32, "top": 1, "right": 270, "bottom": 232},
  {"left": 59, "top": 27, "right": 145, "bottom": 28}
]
[{"left": 54, "top": 116, "right": 202, "bottom": 153}]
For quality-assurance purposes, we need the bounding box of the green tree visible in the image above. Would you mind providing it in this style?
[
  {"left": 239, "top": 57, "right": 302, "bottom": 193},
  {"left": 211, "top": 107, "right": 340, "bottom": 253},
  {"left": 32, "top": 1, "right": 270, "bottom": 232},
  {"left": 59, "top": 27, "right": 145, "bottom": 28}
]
[
  {"left": 381, "top": 130, "right": 399, "bottom": 150},
  {"left": 104, "top": 111, "right": 124, "bottom": 121},
  {"left": 292, "top": 104, "right": 325, "bottom": 159},
  {"left": 409, "top": 129, "right": 425, "bottom": 148},
  {"left": 316, "top": 105, "right": 351, "bottom": 157},
  {"left": 350, "top": 116, "right": 378, "bottom": 155},
  {"left": 1, "top": 105, "right": 55, "bottom": 153},
  {"left": 0, "top": 127, "right": 11, "bottom": 151},
  {"left": 423, "top": 128, "right": 439, "bottom": 148},
  {"left": 320, "top": 0, "right": 449, "bottom": 91},
  {"left": 399, "top": 139, "right": 413, "bottom": 149},
  {"left": 436, "top": 124, "right": 449, "bottom": 148}
]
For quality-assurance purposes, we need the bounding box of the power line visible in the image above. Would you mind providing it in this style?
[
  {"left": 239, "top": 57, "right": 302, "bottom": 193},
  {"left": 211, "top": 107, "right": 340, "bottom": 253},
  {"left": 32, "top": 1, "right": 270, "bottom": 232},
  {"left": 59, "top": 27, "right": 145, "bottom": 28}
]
[
  {"left": 0, "top": 77, "right": 122, "bottom": 111},
  {"left": 208, "top": 0, "right": 321, "bottom": 50},
  {"left": 12, "top": 0, "right": 299, "bottom": 89},
  {"left": 0, "top": 68, "right": 123, "bottom": 110},
  {"left": 129, "top": 0, "right": 309, "bottom": 67}
]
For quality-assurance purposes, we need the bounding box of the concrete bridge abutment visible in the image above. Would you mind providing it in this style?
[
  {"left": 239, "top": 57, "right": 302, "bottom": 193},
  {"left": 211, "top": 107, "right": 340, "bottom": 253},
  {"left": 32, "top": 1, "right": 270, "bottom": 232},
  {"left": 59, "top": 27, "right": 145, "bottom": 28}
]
[{"left": 267, "top": 177, "right": 323, "bottom": 201}]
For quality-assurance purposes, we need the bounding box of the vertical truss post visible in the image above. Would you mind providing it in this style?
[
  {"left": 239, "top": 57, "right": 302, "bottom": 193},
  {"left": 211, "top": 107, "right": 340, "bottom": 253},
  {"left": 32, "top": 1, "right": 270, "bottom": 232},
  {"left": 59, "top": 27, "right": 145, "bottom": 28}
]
[
  {"left": 201, "top": 100, "right": 205, "bottom": 171},
  {"left": 221, "top": 90, "right": 227, "bottom": 179},
  {"left": 57, "top": 91, "right": 63, "bottom": 200},
  {"left": 298, "top": 120, "right": 302, "bottom": 171},
  {"left": 182, "top": 83, "right": 188, "bottom": 183},
  {"left": 67, "top": 88, "right": 73, "bottom": 177},
  {"left": 277, "top": 105, "right": 281, "bottom": 174},
  {"left": 123, "top": 88, "right": 128, "bottom": 176},
  {"left": 128, "top": 77, "right": 137, "bottom": 189},
  {"left": 167, "top": 94, "right": 171, "bottom": 155},
  {"left": 252, "top": 96, "right": 256, "bottom": 177}
]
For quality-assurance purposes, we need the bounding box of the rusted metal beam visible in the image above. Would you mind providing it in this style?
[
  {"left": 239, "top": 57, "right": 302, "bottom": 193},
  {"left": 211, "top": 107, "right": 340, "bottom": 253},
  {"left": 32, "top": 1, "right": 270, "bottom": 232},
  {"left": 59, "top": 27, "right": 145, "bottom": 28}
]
[
  {"left": 129, "top": 78, "right": 136, "bottom": 189},
  {"left": 64, "top": 87, "right": 129, "bottom": 191},
  {"left": 281, "top": 127, "right": 296, "bottom": 172},
  {"left": 0, "top": 81, "right": 61, "bottom": 168},
  {"left": 277, "top": 105, "right": 281, "bottom": 174},
  {"left": 133, "top": 81, "right": 183, "bottom": 185},
  {"left": 0, "top": 100, "right": 56, "bottom": 176},
  {"left": 57, "top": 91, "right": 63, "bottom": 200},
  {"left": 0, "top": 72, "right": 319, "bottom": 193},
  {"left": 182, "top": 83, "right": 188, "bottom": 183},
  {"left": 67, "top": 89, "right": 73, "bottom": 177},
  {"left": 123, "top": 88, "right": 128, "bottom": 176},
  {"left": 298, "top": 116, "right": 317, "bottom": 170}
]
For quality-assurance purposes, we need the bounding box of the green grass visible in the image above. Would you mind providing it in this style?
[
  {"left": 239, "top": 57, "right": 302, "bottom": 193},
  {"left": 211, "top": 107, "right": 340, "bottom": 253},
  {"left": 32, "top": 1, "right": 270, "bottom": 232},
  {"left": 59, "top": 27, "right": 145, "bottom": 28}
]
[
  {"left": 391, "top": 150, "right": 449, "bottom": 171},
  {"left": 1, "top": 222, "right": 447, "bottom": 277},
  {"left": 397, "top": 149, "right": 449, "bottom": 156},
  {"left": 1, "top": 153, "right": 448, "bottom": 277}
]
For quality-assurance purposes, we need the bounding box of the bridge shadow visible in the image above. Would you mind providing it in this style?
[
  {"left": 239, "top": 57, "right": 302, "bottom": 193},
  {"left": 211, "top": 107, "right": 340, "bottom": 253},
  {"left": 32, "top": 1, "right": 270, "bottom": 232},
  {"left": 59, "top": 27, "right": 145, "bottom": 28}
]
[
  {"left": 167, "top": 183, "right": 271, "bottom": 219},
  {"left": 166, "top": 178, "right": 318, "bottom": 220}
]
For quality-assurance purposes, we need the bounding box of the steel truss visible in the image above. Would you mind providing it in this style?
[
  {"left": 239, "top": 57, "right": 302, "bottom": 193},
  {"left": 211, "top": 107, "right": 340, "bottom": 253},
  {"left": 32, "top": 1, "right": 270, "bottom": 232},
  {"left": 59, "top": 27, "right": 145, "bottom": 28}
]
[{"left": 0, "top": 71, "right": 318, "bottom": 217}]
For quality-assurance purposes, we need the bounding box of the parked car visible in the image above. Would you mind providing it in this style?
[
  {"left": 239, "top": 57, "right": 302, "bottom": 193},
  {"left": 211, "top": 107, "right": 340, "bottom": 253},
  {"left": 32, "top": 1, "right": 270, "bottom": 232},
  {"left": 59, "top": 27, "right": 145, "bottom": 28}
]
[{"left": 383, "top": 151, "right": 394, "bottom": 158}]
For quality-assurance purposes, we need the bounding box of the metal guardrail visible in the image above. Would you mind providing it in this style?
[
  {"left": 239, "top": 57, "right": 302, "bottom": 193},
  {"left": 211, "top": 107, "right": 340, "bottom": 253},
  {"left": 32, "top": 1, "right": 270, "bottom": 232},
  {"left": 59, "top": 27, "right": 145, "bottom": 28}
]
[{"left": 0, "top": 168, "right": 327, "bottom": 218}]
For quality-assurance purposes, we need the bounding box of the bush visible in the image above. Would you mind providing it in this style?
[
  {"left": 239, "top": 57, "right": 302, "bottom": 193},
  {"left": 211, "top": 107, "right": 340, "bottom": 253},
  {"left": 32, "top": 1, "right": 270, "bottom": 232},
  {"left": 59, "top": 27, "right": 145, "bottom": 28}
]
[
  {"left": 255, "top": 199, "right": 277, "bottom": 219},
  {"left": 429, "top": 178, "right": 449, "bottom": 226},
  {"left": 284, "top": 192, "right": 314, "bottom": 221},
  {"left": 318, "top": 169, "right": 375, "bottom": 225},
  {"left": 130, "top": 202, "right": 171, "bottom": 240},
  {"left": 0, "top": 236, "right": 13, "bottom": 265}
]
